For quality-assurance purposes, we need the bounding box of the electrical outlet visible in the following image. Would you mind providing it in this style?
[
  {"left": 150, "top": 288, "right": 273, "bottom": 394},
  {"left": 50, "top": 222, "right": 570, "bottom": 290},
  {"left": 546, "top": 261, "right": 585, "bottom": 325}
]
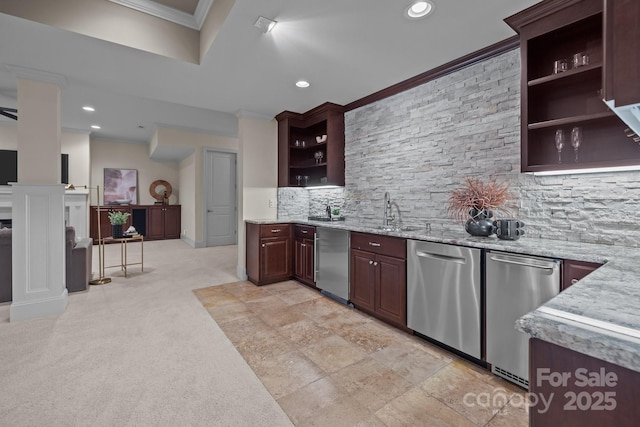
[
  {"left": 269, "top": 199, "right": 276, "bottom": 208},
  {"left": 183, "top": 229, "right": 187, "bottom": 236}
]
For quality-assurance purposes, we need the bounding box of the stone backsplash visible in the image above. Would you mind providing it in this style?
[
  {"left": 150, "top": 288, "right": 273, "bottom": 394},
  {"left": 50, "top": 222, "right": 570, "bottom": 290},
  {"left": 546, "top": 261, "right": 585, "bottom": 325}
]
[{"left": 280, "top": 48, "right": 640, "bottom": 248}]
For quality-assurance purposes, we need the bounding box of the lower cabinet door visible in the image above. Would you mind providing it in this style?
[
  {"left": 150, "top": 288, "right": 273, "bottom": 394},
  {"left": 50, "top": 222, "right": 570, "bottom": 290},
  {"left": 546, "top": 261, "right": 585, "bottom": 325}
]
[
  {"left": 375, "top": 254, "right": 407, "bottom": 327},
  {"left": 261, "top": 237, "right": 291, "bottom": 282},
  {"left": 303, "top": 239, "right": 315, "bottom": 285},
  {"left": 147, "top": 207, "right": 165, "bottom": 239},
  {"left": 163, "top": 206, "right": 181, "bottom": 239},
  {"left": 350, "top": 249, "right": 375, "bottom": 312},
  {"left": 294, "top": 238, "right": 305, "bottom": 279}
]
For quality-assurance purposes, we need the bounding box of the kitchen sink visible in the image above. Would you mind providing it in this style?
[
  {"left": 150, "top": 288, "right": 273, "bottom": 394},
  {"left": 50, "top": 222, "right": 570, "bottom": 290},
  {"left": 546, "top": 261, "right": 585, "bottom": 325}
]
[{"left": 308, "top": 216, "right": 345, "bottom": 222}]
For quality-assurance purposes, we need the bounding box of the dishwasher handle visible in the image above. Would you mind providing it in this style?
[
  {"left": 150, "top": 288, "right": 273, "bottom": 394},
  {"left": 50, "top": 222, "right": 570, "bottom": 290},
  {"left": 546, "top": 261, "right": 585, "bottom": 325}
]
[
  {"left": 416, "top": 251, "right": 466, "bottom": 264},
  {"left": 489, "top": 254, "right": 558, "bottom": 271}
]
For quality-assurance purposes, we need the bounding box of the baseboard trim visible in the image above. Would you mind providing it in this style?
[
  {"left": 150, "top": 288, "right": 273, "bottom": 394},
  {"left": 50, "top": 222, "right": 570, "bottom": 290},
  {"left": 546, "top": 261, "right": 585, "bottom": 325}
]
[
  {"left": 236, "top": 266, "right": 247, "bottom": 281},
  {"left": 10, "top": 289, "right": 68, "bottom": 322},
  {"left": 180, "top": 235, "right": 196, "bottom": 248}
]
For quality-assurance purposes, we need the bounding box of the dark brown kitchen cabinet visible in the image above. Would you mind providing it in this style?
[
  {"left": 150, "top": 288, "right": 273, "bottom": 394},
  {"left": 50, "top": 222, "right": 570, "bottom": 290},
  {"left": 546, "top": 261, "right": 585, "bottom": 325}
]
[
  {"left": 147, "top": 205, "right": 181, "bottom": 240},
  {"left": 529, "top": 338, "right": 640, "bottom": 426},
  {"left": 562, "top": 259, "right": 603, "bottom": 291},
  {"left": 246, "top": 223, "right": 292, "bottom": 286},
  {"left": 90, "top": 206, "right": 131, "bottom": 240},
  {"left": 276, "top": 102, "right": 345, "bottom": 187},
  {"left": 294, "top": 225, "right": 316, "bottom": 288},
  {"left": 604, "top": 0, "right": 640, "bottom": 108},
  {"left": 350, "top": 232, "right": 407, "bottom": 329},
  {"left": 505, "top": 0, "right": 640, "bottom": 173},
  {"left": 90, "top": 205, "right": 181, "bottom": 242}
]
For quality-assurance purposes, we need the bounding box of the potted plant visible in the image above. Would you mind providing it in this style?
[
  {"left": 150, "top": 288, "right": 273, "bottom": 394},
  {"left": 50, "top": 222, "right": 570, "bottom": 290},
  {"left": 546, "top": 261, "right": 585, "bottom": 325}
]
[
  {"left": 108, "top": 211, "right": 131, "bottom": 238},
  {"left": 447, "top": 177, "right": 514, "bottom": 236}
]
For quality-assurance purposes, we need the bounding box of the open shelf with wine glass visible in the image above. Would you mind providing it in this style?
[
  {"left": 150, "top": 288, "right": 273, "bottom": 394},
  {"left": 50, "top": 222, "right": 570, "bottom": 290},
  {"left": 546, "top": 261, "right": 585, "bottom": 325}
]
[
  {"left": 277, "top": 102, "right": 345, "bottom": 187},
  {"left": 506, "top": 0, "right": 640, "bottom": 173}
]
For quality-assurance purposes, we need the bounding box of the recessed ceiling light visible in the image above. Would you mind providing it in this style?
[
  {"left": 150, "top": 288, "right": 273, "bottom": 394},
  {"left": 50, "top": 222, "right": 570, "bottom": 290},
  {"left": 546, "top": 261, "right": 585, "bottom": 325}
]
[
  {"left": 91, "top": 125, "right": 101, "bottom": 129},
  {"left": 82, "top": 106, "right": 95, "bottom": 112},
  {"left": 296, "top": 80, "right": 310, "bottom": 88},
  {"left": 406, "top": 1, "right": 434, "bottom": 19},
  {"left": 254, "top": 16, "right": 277, "bottom": 33}
]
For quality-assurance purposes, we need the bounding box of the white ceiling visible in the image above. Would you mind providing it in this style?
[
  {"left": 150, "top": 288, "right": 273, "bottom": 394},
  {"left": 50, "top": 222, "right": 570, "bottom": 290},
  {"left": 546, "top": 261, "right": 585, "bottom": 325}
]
[{"left": 0, "top": 0, "right": 540, "bottom": 144}]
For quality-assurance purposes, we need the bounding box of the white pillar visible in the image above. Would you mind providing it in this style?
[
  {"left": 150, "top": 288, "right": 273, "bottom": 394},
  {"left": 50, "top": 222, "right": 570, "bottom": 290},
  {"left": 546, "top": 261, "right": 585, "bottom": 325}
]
[
  {"left": 10, "top": 184, "right": 67, "bottom": 322},
  {"left": 10, "top": 76, "right": 67, "bottom": 322}
]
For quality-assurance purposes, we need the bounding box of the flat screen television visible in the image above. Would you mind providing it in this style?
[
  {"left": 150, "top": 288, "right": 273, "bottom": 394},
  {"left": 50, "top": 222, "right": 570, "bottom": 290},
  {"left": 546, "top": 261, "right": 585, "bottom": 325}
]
[{"left": 0, "top": 149, "right": 68, "bottom": 185}]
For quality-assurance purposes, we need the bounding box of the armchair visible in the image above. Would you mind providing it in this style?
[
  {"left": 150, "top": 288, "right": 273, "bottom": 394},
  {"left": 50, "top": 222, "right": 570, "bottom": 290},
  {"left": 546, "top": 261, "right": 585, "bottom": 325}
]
[{"left": 65, "top": 227, "right": 93, "bottom": 292}]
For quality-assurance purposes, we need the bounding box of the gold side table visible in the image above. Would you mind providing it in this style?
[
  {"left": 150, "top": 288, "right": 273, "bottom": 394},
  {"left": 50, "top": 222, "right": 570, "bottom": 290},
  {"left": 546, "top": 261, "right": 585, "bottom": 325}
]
[{"left": 103, "top": 235, "right": 144, "bottom": 277}]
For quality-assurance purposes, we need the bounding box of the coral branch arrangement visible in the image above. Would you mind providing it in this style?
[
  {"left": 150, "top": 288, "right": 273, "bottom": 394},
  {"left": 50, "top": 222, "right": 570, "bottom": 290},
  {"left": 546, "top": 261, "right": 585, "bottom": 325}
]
[{"left": 447, "top": 177, "right": 515, "bottom": 222}]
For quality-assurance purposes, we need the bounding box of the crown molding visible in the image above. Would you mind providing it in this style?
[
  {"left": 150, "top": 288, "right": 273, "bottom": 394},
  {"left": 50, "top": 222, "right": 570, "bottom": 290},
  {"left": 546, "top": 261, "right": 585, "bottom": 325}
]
[
  {"left": 4, "top": 64, "right": 67, "bottom": 87},
  {"left": 109, "top": 0, "right": 214, "bottom": 30}
]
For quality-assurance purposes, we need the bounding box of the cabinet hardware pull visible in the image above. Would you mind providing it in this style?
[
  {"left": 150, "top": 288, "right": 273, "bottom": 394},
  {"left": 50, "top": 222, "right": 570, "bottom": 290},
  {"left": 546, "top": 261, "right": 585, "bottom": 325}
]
[
  {"left": 369, "top": 242, "right": 381, "bottom": 247},
  {"left": 369, "top": 260, "right": 373, "bottom": 264},
  {"left": 301, "top": 230, "right": 308, "bottom": 234},
  {"left": 373, "top": 262, "right": 378, "bottom": 266},
  {"left": 271, "top": 229, "right": 281, "bottom": 233},
  {"left": 571, "top": 278, "right": 579, "bottom": 284},
  {"left": 261, "top": 244, "right": 265, "bottom": 247}
]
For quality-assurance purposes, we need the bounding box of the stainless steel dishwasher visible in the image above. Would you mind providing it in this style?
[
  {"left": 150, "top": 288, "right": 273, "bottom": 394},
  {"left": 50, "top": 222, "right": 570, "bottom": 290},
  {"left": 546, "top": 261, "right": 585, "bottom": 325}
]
[
  {"left": 486, "top": 250, "right": 561, "bottom": 388},
  {"left": 407, "top": 240, "right": 481, "bottom": 359},
  {"left": 315, "top": 227, "right": 350, "bottom": 302}
]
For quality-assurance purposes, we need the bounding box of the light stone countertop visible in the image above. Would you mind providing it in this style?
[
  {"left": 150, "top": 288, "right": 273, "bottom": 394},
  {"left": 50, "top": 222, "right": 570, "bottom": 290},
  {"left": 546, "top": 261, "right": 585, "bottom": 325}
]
[{"left": 246, "top": 218, "right": 640, "bottom": 373}]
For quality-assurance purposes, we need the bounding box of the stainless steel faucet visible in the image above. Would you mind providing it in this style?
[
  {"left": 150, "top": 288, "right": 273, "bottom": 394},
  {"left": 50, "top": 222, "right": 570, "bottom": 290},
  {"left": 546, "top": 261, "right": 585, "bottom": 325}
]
[{"left": 383, "top": 192, "right": 395, "bottom": 228}]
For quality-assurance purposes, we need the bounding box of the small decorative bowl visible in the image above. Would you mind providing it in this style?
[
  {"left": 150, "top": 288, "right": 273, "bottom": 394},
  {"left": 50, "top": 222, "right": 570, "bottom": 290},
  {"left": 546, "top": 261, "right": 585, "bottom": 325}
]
[{"left": 316, "top": 134, "right": 327, "bottom": 143}]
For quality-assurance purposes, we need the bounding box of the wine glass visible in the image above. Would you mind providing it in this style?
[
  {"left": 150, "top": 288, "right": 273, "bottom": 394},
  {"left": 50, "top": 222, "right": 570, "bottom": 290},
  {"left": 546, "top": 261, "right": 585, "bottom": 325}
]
[
  {"left": 295, "top": 175, "right": 302, "bottom": 186},
  {"left": 555, "top": 129, "right": 565, "bottom": 164},
  {"left": 571, "top": 126, "right": 582, "bottom": 162}
]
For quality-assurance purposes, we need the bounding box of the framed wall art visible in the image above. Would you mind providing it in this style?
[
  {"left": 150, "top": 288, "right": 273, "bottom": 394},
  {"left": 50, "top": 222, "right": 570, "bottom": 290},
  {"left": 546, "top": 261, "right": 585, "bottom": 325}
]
[{"left": 103, "top": 168, "right": 138, "bottom": 205}]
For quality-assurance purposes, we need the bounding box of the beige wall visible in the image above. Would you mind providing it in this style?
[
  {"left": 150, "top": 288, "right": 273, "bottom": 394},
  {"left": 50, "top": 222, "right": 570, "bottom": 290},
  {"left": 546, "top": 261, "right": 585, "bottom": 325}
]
[
  {"left": 17, "top": 79, "right": 60, "bottom": 184},
  {"left": 0, "top": 123, "right": 90, "bottom": 187},
  {"left": 179, "top": 153, "right": 196, "bottom": 242},
  {"left": 200, "top": 0, "right": 236, "bottom": 61},
  {"left": 0, "top": 0, "right": 200, "bottom": 63},
  {"left": 237, "top": 117, "right": 278, "bottom": 278},
  {"left": 153, "top": 127, "right": 238, "bottom": 245},
  {"left": 90, "top": 139, "right": 179, "bottom": 205}
]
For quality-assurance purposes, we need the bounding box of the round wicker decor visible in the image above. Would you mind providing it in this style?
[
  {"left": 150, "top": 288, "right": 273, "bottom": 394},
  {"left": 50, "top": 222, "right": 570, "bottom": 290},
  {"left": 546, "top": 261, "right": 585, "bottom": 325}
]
[{"left": 149, "top": 179, "right": 172, "bottom": 201}]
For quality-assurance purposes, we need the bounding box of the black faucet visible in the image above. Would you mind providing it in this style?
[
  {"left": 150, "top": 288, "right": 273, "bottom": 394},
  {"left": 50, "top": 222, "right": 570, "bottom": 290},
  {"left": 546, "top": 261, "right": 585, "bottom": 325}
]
[{"left": 326, "top": 205, "right": 332, "bottom": 220}]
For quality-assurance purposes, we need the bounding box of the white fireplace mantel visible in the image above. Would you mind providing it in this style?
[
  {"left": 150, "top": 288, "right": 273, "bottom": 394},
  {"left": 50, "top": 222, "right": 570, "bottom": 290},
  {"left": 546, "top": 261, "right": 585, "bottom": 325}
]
[{"left": 0, "top": 185, "right": 90, "bottom": 238}]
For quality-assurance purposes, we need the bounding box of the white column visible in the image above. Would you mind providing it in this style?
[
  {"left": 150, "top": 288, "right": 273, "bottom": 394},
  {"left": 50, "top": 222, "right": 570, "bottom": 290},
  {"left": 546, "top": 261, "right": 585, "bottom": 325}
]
[
  {"left": 10, "top": 75, "right": 67, "bottom": 322},
  {"left": 10, "top": 184, "right": 67, "bottom": 322}
]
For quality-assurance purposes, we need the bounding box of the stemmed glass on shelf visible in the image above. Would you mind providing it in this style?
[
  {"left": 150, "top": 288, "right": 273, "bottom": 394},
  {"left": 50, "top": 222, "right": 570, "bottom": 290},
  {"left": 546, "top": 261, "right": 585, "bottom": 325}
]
[
  {"left": 555, "top": 129, "right": 565, "bottom": 164},
  {"left": 571, "top": 126, "right": 582, "bottom": 162}
]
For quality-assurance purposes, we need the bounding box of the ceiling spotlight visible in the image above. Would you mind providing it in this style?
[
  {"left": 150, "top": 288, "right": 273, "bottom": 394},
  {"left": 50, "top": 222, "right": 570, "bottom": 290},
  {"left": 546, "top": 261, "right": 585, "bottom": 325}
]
[
  {"left": 91, "top": 125, "right": 101, "bottom": 129},
  {"left": 406, "top": 1, "right": 434, "bottom": 19},
  {"left": 296, "top": 80, "right": 310, "bottom": 88},
  {"left": 82, "top": 106, "right": 95, "bottom": 112},
  {"left": 254, "top": 16, "right": 277, "bottom": 33}
]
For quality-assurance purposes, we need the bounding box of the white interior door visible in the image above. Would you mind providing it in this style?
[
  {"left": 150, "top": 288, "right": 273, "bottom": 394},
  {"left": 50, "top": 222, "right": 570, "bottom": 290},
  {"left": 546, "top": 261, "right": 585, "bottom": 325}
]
[{"left": 204, "top": 150, "right": 237, "bottom": 247}]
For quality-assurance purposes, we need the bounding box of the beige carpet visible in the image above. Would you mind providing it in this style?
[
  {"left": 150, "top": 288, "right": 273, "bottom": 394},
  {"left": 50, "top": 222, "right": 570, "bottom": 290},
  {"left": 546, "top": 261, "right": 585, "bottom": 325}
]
[{"left": 0, "top": 240, "right": 293, "bottom": 426}]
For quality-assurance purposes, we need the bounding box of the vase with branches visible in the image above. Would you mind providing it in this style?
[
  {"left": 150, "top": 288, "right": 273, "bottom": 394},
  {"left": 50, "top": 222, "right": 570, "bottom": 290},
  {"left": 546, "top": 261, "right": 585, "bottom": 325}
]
[{"left": 447, "top": 177, "right": 514, "bottom": 236}]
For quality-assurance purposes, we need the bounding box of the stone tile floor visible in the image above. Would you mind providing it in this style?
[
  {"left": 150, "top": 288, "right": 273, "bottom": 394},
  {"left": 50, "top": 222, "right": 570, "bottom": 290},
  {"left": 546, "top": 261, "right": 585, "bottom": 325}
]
[{"left": 194, "top": 280, "right": 528, "bottom": 427}]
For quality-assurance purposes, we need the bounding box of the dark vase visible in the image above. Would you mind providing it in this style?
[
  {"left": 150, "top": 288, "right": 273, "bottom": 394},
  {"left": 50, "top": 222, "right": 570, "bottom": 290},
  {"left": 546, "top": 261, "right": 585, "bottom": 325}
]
[
  {"left": 112, "top": 224, "right": 123, "bottom": 238},
  {"left": 464, "top": 209, "right": 495, "bottom": 237}
]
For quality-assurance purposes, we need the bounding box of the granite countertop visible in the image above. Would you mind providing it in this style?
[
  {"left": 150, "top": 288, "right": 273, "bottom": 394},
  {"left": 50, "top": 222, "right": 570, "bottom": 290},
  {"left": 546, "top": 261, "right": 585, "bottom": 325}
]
[{"left": 246, "top": 218, "right": 640, "bottom": 373}]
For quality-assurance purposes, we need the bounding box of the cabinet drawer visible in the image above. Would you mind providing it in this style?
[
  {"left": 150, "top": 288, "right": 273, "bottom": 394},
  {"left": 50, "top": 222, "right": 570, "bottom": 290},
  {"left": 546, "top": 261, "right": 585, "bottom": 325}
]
[
  {"left": 259, "top": 224, "right": 291, "bottom": 238},
  {"left": 350, "top": 232, "right": 406, "bottom": 259},
  {"left": 295, "top": 225, "right": 315, "bottom": 239}
]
